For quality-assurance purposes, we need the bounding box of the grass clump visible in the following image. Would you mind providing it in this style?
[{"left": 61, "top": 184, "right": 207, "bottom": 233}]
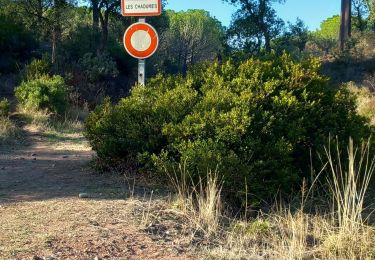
[
  {"left": 348, "top": 82, "right": 375, "bottom": 125},
  {"left": 0, "top": 117, "right": 22, "bottom": 144},
  {"left": 206, "top": 138, "right": 375, "bottom": 259},
  {"left": 0, "top": 98, "right": 21, "bottom": 144},
  {"left": 0, "top": 98, "right": 10, "bottom": 117},
  {"left": 167, "top": 164, "right": 223, "bottom": 237},
  {"left": 18, "top": 105, "right": 86, "bottom": 133},
  {"left": 137, "top": 138, "right": 374, "bottom": 259}
]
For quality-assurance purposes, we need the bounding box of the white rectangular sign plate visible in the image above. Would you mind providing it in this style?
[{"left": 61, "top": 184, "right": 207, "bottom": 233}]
[{"left": 121, "top": 0, "right": 161, "bottom": 16}]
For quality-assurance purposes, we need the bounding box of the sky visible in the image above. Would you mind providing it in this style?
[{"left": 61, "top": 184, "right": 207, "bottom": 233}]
[{"left": 166, "top": 0, "right": 340, "bottom": 31}]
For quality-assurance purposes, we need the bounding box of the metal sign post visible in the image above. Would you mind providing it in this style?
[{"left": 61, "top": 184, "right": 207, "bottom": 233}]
[
  {"left": 138, "top": 17, "right": 146, "bottom": 86},
  {"left": 138, "top": 58, "right": 146, "bottom": 86}
]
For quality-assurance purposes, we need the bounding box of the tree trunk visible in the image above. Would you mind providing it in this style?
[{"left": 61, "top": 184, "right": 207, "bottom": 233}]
[
  {"left": 259, "top": 0, "right": 271, "bottom": 53},
  {"left": 92, "top": 0, "right": 99, "bottom": 28},
  {"left": 99, "top": 10, "right": 109, "bottom": 50},
  {"left": 264, "top": 32, "right": 271, "bottom": 53},
  {"left": 51, "top": 28, "right": 57, "bottom": 64},
  {"left": 51, "top": 0, "right": 61, "bottom": 65},
  {"left": 182, "top": 47, "right": 189, "bottom": 75},
  {"left": 340, "top": 0, "right": 352, "bottom": 51}
]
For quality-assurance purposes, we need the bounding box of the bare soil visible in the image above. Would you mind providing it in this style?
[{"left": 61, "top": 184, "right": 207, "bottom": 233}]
[{"left": 0, "top": 125, "right": 196, "bottom": 259}]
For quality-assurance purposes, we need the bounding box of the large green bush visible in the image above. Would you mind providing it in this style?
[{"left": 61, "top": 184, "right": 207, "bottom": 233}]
[
  {"left": 15, "top": 75, "right": 68, "bottom": 115},
  {"left": 86, "top": 54, "right": 372, "bottom": 201}
]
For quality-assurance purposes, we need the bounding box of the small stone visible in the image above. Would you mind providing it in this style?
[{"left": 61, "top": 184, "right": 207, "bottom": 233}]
[
  {"left": 79, "top": 193, "right": 90, "bottom": 198},
  {"left": 33, "top": 158, "right": 37, "bottom": 161},
  {"left": 62, "top": 155, "right": 69, "bottom": 159},
  {"left": 94, "top": 257, "right": 100, "bottom": 260}
]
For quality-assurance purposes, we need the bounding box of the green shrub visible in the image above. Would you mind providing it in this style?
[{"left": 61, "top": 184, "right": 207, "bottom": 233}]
[
  {"left": 86, "top": 54, "right": 372, "bottom": 202},
  {"left": 15, "top": 75, "right": 68, "bottom": 115},
  {"left": 24, "top": 55, "right": 51, "bottom": 81},
  {"left": 78, "top": 52, "right": 119, "bottom": 82},
  {"left": 0, "top": 98, "right": 10, "bottom": 117}
]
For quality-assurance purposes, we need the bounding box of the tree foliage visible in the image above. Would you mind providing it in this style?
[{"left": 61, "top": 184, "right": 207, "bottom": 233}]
[
  {"left": 156, "top": 10, "right": 224, "bottom": 74},
  {"left": 315, "top": 15, "right": 341, "bottom": 40},
  {"left": 272, "top": 18, "right": 309, "bottom": 57},
  {"left": 225, "top": 0, "right": 285, "bottom": 55},
  {"left": 0, "top": 14, "right": 37, "bottom": 72}
]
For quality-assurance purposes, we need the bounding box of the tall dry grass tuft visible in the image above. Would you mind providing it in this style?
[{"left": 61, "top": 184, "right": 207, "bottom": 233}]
[
  {"left": 194, "top": 171, "right": 222, "bottom": 235},
  {"left": 167, "top": 163, "right": 223, "bottom": 236},
  {"left": 325, "top": 138, "right": 374, "bottom": 231},
  {"left": 209, "top": 138, "right": 375, "bottom": 259},
  {"left": 168, "top": 163, "right": 191, "bottom": 213},
  {"left": 321, "top": 137, "right": 375, "bottom": 259}
]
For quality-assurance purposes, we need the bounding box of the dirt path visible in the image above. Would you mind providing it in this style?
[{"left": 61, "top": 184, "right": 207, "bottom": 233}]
[
  {"left": 0, "top": 126, "right": 195, "bottom": 259},
  {"left": 0, "top": 125, "right": 99, "bottom": 202}
]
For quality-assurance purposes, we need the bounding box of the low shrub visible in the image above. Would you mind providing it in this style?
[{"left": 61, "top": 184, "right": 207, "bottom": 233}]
[
  {"left": 15, "top": 75, "right": 68, "bottom": 115},
  {"left": 24, "top": 55, "right": 51, "bottom": 81},
  {"left": 86, "top": 54, "right": 372, "bottom": 202},
  {"left": 0, "top": 98, "right": 10, "bottom": 117}
]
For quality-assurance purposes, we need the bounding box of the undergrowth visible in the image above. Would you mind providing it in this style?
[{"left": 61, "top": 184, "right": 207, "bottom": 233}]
[
  {"left": 137, "top": 138, "right": 375, "bottom": 259},
  {"left": 0, "top": 117, "right": 22, "bottom": 145},
  {"left": 18, "top": 106, "right": 87, "bottom": 134}
]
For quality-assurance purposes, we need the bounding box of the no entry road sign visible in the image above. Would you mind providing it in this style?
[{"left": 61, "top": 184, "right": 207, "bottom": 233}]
[
  {"left": 123, "top": 22, "right": 159, "bottom": 60},
  {"left": 121, "top": 0, "right": 161, "bottom": 17}
]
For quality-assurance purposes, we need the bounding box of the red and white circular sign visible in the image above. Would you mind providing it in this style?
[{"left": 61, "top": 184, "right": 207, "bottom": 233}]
[{"left": 123, "top": 22, "right": 159, "bottom": 59}]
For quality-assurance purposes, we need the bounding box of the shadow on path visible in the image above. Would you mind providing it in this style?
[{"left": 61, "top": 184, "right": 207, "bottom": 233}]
[{"left": 0, "top": 123, "right": 133, "bottom": 204}]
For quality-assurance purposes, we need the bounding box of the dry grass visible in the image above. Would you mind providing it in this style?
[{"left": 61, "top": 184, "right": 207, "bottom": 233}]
[
  {"left": 0, "top": 116, "right": 22, "bottom": 145},
  {"left": 207, "top": 138, "right": 375, "bottom": 259},
  {"left": 16, "top": 106, "right": 90, "bottom": 151},
  {"left": 149, "top": 138, "right": 375, "bottom": 259},
  {"left": 348, "top": 82, "right": 375, "bottom": 125},
  {"left": 18, "top": 107, "right": 85, "bottom": 133},
  {"left": 166, "top": 164, "right": 223, "bottom": 237}
]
